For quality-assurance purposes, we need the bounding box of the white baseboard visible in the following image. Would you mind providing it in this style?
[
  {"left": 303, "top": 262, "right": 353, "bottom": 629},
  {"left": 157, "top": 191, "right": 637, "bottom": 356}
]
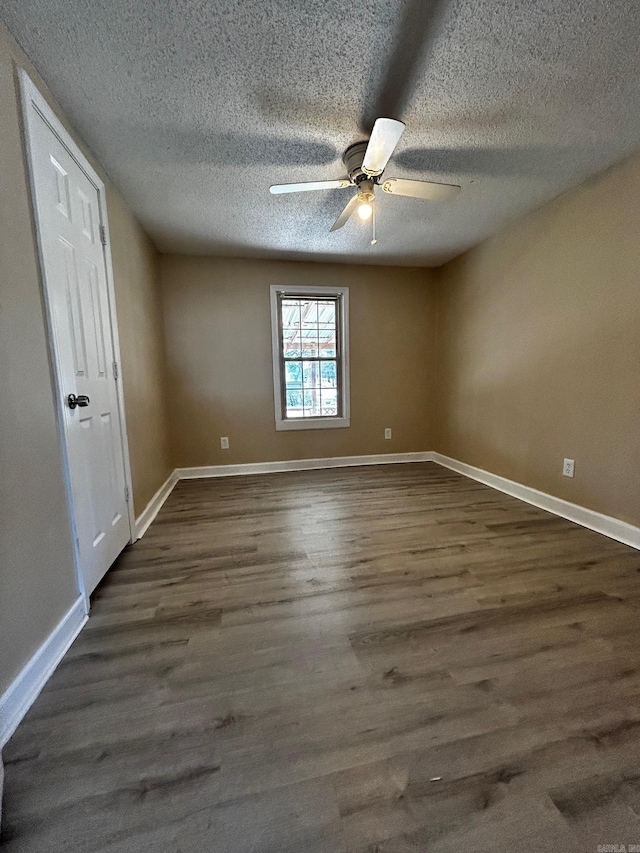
[
  {"left": 175, "top": 451, "right": 435, "bottom": 480},
  {"left": 432, "top": 452, "right": 640, "bottom": 551},
  {"left": 0, "top": 596, "right": 87, "bottom": 749},
  {"left": 134, "top": 470, "right": 179, "bottom": 540}
]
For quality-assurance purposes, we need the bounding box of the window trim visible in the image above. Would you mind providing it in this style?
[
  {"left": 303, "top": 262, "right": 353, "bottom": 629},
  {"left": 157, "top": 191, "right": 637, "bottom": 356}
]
[{"left": 270, "top": 284, "right": 350, "bottom": 431}]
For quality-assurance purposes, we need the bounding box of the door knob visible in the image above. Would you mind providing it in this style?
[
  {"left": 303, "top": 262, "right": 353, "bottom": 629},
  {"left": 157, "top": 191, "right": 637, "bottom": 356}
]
[{"left": 68, "top": 393, "right": 90, "bottom": 409}]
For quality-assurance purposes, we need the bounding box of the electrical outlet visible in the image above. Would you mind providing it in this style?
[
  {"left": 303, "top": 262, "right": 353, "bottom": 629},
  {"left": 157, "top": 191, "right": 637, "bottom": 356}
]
[
  {"left": 220, "top": 436, "right": 229, "bottom": 450},
  {"left": 562, "top": 458, "right": 575, "bottom": 478},
  {"left": 384, "top": 428, "right": 392, "bottom": 440}
]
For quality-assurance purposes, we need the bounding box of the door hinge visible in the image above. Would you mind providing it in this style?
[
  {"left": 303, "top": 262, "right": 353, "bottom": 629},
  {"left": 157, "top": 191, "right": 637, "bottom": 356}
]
[
  {"left": 124, "top": 485, "right": 130, "bottom": 502},
  {"left": 99, "top": 224, "right": 107, "bottom": 246},
  {"left": 113, "top": 360, "right": 119, "bottom": 379}
]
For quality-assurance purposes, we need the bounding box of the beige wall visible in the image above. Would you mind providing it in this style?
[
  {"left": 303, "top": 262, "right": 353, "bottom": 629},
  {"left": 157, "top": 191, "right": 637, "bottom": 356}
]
[
  {"left": 161, "top": 256, "right": 437, "bottom": 467},
  {"left": 107, "top": 189, "right": 172, "bottom": 515},
  {"left": 436, "top": 150, "right": 640, "bottom": 527},
  {"left": 0, "top": 26, "right": 170, "bottom": 698}
]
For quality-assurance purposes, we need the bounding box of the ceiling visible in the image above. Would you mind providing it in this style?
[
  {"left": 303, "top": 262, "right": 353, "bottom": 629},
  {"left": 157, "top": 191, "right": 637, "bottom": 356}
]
[{"left": 3, "top": 0, "right": 640, "bottom": 267}]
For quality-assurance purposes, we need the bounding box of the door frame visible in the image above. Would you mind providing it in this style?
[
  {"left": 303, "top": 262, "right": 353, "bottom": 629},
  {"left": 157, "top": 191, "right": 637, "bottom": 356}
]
[{"left": 18, "top": 69, "right": 136, "bottom": 606}]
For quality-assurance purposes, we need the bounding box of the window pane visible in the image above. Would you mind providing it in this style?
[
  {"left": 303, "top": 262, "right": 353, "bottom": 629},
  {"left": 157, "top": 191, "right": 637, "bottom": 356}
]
[
  {"left": 320, "top": 360, "right": 337, "bottom": 387},
  {"left": 285, "top": 389, "right": 304, "bottom": 418},
  {"left": 321, "top": 387, "right": 338, "bottom": 416},
  {"left": 318, "top": 330, "right": 336, "bottom": 357},
  {"left": 299, "top": 327, "right": 319, "bottom": 357},
  {"left": 284, "top": 361, "right": 302, "bottom": 388},
  {"left": 282, "top": 329, "right": 302, "bottom": 358},
  {"left": 300, "top": 300, "right": 318, "bottom": 328},
  {"left": 302, "top": 389, "right": 321, "bottom": 417},
  {"left": 317, "top": 301, "right": 335, "bottom": 326},
  {"left": 302, "top": 360, "right": 320, "bottom": 388},
  {"left": 281, "top": 300, "right": 301, "bottom": 329}
]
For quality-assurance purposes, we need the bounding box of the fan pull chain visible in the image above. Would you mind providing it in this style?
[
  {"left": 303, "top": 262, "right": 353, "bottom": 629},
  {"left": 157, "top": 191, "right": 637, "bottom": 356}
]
[{"left": 371, "top": 202, "right": 377, "bottom": 245}]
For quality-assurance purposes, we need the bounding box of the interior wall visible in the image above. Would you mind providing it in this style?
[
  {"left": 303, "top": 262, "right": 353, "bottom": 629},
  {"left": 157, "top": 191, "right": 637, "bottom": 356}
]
[
  {"left": 0, "top": 24, "right": 170, "bottom": 699},
  {"left": 106, "top": 189, "right": 172, "bottom": 516},
  {"left": 436, "top": 149, "right": 640, "bottom": 527},
  {"left": 160, "top": 255, "right": 438, "bottom": 467}
]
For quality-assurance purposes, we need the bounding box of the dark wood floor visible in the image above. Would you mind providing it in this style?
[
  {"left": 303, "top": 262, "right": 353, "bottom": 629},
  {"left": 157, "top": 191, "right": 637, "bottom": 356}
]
[{"left": 3, "top": 462, "right": 640, "bottom": 852}]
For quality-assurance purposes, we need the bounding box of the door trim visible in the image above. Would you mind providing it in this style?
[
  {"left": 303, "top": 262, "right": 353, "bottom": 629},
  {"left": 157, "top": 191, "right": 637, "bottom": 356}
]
[{"left": 18, "top": 69, "right": 135, "bottom": 605}]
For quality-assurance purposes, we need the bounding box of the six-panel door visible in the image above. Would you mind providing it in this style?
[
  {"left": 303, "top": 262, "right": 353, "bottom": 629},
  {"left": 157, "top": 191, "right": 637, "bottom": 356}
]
[{"left": 28, "top": 108, "right": 130, "bottom": 595}]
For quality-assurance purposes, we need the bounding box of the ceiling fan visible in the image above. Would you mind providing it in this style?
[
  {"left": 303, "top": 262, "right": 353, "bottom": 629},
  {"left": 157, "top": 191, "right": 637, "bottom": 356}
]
[{"left": 269, "top": 118, "right": 460, "bottom": 239}]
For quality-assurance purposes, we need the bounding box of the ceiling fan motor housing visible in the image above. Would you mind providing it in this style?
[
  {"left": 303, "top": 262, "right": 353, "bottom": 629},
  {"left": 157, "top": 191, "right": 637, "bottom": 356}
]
[{"left": 343, "top": 141, "right": 373, "bottom": 184}]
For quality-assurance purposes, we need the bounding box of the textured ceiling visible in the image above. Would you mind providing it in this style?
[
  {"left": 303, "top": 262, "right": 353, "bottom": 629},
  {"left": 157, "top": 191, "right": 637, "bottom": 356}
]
[{"left": 3, "top": 0, "right": 640, "bottom": 266}]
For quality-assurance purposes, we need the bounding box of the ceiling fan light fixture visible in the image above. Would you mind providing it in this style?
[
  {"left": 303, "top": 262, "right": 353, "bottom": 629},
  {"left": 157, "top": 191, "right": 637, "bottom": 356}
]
[{"left": 357, "top": 202, "right": 373, "bottom": 221}]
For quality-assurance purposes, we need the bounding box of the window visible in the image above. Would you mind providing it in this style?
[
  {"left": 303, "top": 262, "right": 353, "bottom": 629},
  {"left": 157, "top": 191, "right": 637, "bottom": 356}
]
[{"left": 270, "top": 285, "right": 350, "bottom": 431}]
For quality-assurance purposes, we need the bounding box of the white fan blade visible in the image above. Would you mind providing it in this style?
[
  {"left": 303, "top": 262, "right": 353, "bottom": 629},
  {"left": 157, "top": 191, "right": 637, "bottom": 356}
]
[
  {"left": 330, "top": 194, "right": 359, "bottom": 232},
  {"left": 270, "top": 179, "right": 350, "bottom": 194},
  {"left": 362, "top": 118, "right": 406, "bottom": 176},
  {"left": 381, "top": 177, "right": 460, "bottom": 201}
]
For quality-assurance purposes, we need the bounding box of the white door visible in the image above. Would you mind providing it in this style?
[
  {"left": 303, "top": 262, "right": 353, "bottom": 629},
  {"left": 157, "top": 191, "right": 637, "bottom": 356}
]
[{"left": 22, "top": 76, "right": 132, "bottom": 596}]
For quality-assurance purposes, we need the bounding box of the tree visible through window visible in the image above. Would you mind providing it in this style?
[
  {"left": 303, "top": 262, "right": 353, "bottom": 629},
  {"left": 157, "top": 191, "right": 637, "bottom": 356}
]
[{"left": 270, "top": 286, "right": 350, "bottom": 431}]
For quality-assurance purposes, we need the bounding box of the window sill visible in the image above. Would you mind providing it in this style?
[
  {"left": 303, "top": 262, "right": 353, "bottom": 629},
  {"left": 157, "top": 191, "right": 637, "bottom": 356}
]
[{"left": 275, "top": 417, "right": 350, "bottom": 431}]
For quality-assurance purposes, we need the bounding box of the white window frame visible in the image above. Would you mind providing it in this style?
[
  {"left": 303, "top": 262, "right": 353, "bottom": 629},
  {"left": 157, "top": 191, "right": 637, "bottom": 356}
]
[{"left": 270, "top": 285, "right": 350, "bottom": 431}]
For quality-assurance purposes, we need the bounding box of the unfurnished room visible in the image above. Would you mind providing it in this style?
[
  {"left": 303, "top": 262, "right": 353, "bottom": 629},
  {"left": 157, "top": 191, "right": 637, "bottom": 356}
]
[{"left": 1, "top": 1, "right": 640, "bottom": 851}]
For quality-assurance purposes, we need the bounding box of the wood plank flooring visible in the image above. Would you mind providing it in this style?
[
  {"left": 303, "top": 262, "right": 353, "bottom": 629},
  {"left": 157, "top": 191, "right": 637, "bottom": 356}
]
[{"left": 3, "top": 462, "right": 640, "bottom": 852}]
